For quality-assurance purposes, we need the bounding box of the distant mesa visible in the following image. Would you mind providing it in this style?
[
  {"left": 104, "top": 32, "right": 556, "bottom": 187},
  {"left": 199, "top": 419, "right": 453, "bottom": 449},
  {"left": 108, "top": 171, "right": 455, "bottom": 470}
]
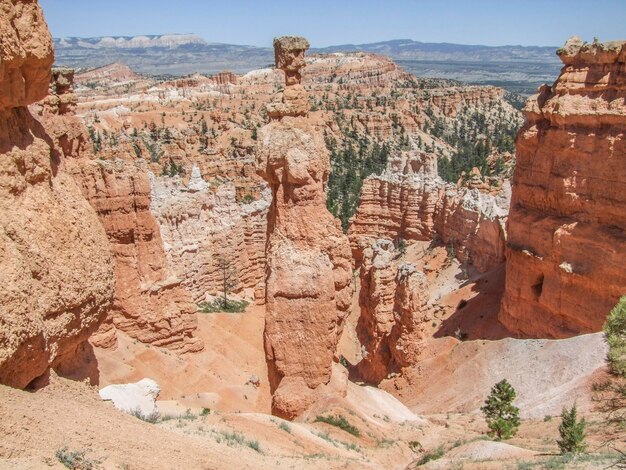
[
  {"left": 53, "top": 34, "right": 562, "bottom": 94},
  {"left": 56, "top": 33, "right": 209, "bottom": 49}
]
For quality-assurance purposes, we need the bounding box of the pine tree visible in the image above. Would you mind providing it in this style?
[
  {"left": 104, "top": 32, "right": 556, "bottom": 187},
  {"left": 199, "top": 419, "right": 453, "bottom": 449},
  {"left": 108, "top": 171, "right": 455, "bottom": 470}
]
[
  {"left": 557, "top": 403, "right": 586, "bottom": 454},
  {"left": 598, "top": 297, "right": 626, "bottom": 467},
  {"left": 604, "top": 296, "right": 626, "bottom": 377},
  {"left": 480, "top": 379, "right": 520, "bottom": 440}
]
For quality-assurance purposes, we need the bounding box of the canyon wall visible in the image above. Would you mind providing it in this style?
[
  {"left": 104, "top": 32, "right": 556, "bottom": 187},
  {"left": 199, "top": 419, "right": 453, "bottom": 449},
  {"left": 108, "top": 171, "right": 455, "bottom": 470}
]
[
  {"left": 429, "top": 86, "right": 505, "bottom": 117},
  {"left": 73, "top": 160, "right": 203, "bottom": 352},
  {"left": 37, "top": 51, "right": 203, "bottom": 354},
  {"left": 0, "top": 0, "right": 115, "bottom": 388},
  {"left": 499, "top": 38, "right": 626, "bottom": 337},
  {"left": 349, "top": 151, "right": 510, "bottom": 272},
  {"left": 305, "top": 52, "right": 415, "bottom": 86},
  {"left": 149, "top": 166, "right": 269, "bottom": 304},
  {"left": 257, "top": 37, "right": 353, "bottom": 419}
]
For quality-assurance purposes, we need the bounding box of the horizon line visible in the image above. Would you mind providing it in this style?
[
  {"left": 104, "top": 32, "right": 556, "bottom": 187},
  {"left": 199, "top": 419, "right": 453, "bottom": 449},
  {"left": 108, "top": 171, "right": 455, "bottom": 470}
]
[{"left": 53, "top": 33, "right": 563, "bottom": 49}]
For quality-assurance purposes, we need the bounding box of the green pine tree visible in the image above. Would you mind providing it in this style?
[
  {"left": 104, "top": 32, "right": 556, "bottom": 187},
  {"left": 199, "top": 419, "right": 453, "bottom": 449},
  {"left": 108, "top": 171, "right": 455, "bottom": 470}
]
[
  {"left": 557, "top": 403, "right": 586, "bottom": 454},
  {"left": 604, "top": 296, "right": 626, "bottom": 377},
  {"left": 480, "top": 379, "right": 520, "bottom": 440}
]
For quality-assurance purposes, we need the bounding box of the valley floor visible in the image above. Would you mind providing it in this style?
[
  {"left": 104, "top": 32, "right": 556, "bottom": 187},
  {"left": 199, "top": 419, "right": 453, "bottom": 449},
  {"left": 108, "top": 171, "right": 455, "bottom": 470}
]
[{"left": 1, "top": 293, "right": 622, "bottom": 469}]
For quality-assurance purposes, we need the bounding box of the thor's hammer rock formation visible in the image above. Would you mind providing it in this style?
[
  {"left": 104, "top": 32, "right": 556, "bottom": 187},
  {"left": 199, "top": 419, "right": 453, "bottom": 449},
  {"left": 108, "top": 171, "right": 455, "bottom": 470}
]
[{"left": 256, "top": 37, "right": 353, "bottom": 419}]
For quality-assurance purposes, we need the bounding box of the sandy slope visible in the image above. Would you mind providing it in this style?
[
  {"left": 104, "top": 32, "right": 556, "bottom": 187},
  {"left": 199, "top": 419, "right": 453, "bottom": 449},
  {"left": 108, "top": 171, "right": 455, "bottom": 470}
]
[
  {"left": 95, "top": 305, "right": 272, "bottom": 414},
  {"left": 385, "top": 333, "right": 608, "bottom": 419}
]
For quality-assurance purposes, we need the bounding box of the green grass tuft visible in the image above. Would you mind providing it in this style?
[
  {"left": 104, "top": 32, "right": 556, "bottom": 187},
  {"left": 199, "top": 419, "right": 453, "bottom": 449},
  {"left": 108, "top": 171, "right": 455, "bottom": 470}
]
[{"left": 314, "top": 414, "right": 360, "bottom": 437}]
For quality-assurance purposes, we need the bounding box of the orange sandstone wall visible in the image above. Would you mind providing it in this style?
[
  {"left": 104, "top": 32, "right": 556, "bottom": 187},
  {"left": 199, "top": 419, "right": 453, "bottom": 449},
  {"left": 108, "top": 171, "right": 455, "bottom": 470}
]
[
  {"left": 73, "top": 161, "right": 203, "bottom": 352},
  {"left": 499, "top": 38, "right": 626, "bottom": 337},
  {"left": 348, "top": 156, "right": 510, "bottom": 273}
]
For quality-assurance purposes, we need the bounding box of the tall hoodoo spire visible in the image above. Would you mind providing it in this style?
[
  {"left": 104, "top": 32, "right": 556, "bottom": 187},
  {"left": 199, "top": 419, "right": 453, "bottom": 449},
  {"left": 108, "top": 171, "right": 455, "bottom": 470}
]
[{"left": 256, "top": 36, "right": 353, "bottom": 419}]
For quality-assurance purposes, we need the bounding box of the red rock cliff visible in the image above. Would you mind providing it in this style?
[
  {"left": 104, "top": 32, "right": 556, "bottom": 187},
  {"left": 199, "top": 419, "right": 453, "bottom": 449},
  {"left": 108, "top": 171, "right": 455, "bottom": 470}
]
[
  {"left": 257, "top": 37, "right": 353, "bottom": 419},
  {"left": 0, "top": 0, "right": 115, "bottom": 388},
  {"left": 35, "top": 55, "right": 203, "bottom": 355},
  {"left": 349, "top": 151, "right": 510, "bottom": 272},
  {"left": 499, "top": 37, "right": 626, "bottom": 337}
]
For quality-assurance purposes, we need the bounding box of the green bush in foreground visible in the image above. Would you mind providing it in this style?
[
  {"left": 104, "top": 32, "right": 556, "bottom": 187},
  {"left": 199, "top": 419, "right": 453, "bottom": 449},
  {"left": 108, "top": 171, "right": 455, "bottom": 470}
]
[
  {"left": 481, "top": 379, "right": 520, "bottom": 440},
  {"left": 605, "top": 296, "right": 626, "bottom": 377},
  {"left": 594, "top": 297, "right": 626, "bottom": 467},
  {"left": 557, "top": 403, "right": 586, "bottom": 455}
]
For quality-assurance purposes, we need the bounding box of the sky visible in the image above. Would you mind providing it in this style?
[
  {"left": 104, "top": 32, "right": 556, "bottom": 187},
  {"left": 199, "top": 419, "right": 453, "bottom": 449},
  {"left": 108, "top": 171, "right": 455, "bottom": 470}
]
[{"left": 39, "top": 0, "right": 625, "bottom": 48}]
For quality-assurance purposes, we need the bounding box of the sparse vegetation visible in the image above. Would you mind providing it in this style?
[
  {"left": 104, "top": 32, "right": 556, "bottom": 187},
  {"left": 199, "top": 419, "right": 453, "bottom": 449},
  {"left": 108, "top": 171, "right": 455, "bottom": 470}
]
[
  {"left": 129, "top": 407, "right": 160, "bottom": 423},
  {"left": 604, "top": 296, "right": 626, "bottom": 377},
  {"left": 517, "top": 452, "right": 618, "bottom": 470},
  {"left": 161, "top": 159, "right": 184, "bottom": 177},
  {"left": 415, "top": 445, "right": 445, "bottom": 466},
  {"left": 217, "top": 257, "right": 238, "bottom": 310},
  {"left": 481, "top": 379, "right": 520, "bottom": 440},
  {"left": 377, "top": 438, "right": 396, "bottom": 448},
  {"left": 246, "top": 439, "right": 261, "bottom": 452},
  {"left": 314, "top": 414, "right": 361, "bottom": 437},
  {"left": 55, "top": 447, "right": 100, "bottom": 470},
  {"left": 198, "top": 298, "right": 249, "bottom": 313},
  {"left": 408, "top": 440, "right": 423, "bottom": 453},
  {"left": 278, "top": 421, "right": 291, "bottom": 434},
  {"left": 215, "top": 430, "right": 261, "bottom": 452},
  {"left": 314, "top": 431, "right": 361, "bottom": 453},
  {"left": 396, "top": 238, "right": 407, "bottom": 256},
  {"left": 594, "top": 296, "right": 626, "bottom": 467}
]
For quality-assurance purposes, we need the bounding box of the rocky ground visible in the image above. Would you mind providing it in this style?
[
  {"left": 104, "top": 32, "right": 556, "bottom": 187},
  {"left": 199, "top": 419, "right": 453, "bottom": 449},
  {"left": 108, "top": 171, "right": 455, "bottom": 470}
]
[{"left": 0, "top": 304, "right": 620, "bottom": 469}]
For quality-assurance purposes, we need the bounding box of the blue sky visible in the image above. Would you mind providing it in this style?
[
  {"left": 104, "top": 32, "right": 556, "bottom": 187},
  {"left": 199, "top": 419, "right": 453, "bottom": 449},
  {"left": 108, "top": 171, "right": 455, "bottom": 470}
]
[{"left": 40, "top": 0, "right": 625, "bottom": 47}]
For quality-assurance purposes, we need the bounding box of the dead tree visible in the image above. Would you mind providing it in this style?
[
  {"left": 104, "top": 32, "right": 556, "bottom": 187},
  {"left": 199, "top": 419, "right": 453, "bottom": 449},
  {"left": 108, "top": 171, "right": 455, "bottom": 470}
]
[{"left": 216, "top": 256, "right": 237, "bottom": 309}]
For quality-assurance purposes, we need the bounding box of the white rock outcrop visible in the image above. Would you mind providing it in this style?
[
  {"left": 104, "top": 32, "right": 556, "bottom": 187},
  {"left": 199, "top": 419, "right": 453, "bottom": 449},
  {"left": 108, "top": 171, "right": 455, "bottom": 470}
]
[{"left": 99, "top": 378, "right": 160, "bottom": 416}]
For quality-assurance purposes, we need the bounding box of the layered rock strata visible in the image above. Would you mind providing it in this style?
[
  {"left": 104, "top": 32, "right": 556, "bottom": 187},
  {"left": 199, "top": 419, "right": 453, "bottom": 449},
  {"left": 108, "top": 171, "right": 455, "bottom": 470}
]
[
  {"left": 0, "top": 0, "right": 114, "bottom": 388},
  {"left": 356, "top": 240, "right": 428, "bottom": 383},
  {"left": 43, "top": 67, "right": 78, "bottom": 115},
  {"left": 499, "top": 38, "right": 626, "bottom": 337},
  {"left": 257, "top": 37, "right": 353, "bottom": 419},
  {"left": 36, "top": 61, "right": 203, "bottom": 353},
  {"left": 349, "top": 151, "right": 510, "bottom": 272},
  {"left": 74, "top": 160, "right": 203, "bottom": 352},
  {"left": 149, "top": 165, "right": 270, "bottom": 304}
]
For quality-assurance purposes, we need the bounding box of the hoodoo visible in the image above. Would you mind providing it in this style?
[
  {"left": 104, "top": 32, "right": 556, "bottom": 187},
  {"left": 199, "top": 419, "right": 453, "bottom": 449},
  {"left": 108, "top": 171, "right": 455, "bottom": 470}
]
[
  {"left": 0, "top": 0, "right": 114, "bottom": 388},
  {"left": 499, "top": 37, "right": 626, "bottom": 338},
  {"left": 256, "top": 37, "right": 353, "bottom": 419}
]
